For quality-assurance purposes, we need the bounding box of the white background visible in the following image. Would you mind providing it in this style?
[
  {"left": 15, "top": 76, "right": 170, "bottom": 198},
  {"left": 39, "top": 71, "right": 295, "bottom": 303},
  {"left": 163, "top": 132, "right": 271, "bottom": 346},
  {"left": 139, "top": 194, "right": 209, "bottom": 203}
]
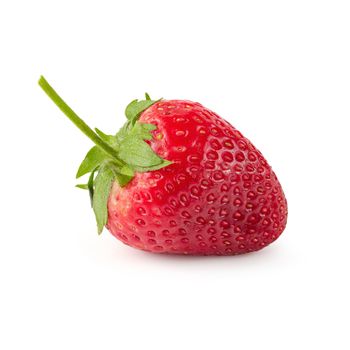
[{"left": 1, "top": 1, "right": 349, "bottom": 349}]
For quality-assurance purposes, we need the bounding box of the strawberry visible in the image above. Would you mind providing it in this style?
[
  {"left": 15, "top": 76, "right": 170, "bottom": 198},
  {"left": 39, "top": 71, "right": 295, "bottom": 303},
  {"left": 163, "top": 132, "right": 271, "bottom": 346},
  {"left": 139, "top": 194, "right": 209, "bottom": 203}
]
[{"left": 39, "top": 76, "right": 287, "bottom": 255}]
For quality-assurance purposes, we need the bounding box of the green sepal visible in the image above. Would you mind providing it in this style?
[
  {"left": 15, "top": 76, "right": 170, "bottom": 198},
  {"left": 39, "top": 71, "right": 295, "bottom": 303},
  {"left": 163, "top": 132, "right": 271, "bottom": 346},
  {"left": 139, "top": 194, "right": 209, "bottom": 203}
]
[
  {"left": 125, "top": 96, "right": 161, "bottom": 123},
  {"left": 76, "top": 146, "right": 106, "bottom": 178},
  {"left": 88, "top": 168, "right": 97, "bottom": 207},
  {"left": 76, "top": 184, "right": 88, "bottom": 189},
  {"left": 115, "top": 173, "right": 133, "bottom": 187},
  {"left": 118, "top": 138, "right": 163, "bottom": 168},
  {"left": 132, "top": 159, "right": 173, "bottom": 173},
  {"left": 95, "top": 128, "right": 119, "bottom": 148},
  {"left": 92, "top": 162, "right": 118, "bottom": 234}
]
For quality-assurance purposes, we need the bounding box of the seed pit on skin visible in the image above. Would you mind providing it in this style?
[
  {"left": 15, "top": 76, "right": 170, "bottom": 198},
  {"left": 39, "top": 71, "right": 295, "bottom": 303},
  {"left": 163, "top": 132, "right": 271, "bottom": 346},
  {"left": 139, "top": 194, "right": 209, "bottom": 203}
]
[
  {"left": 221, "top": 195, "right": 229, "bottom": 204},
  {"left": 207, "top": 150, "right": 219, "bottom": 160},
  {"left": 237, "top": 140, "right": 247, "bottom": 150},
  {"left": 254, "top": 174, "right": 263, "bottom": 183},
  {"left": 175, "top": 146, "right": 187, "bottom": 152},
  {"left": 234, "top": 198, "right": 242, "bottom": 206},
  {"left": 246, "top": 164, "right": 255, "bottom": 173},
  {"left": 206, "top": 193, "right": 216, "bottom": 204},
  {"left": 247, "top": 191, "right": 256, "bottom": 200},
  {"left": 223, "top": 140, "right": 234, "bottom": 149},
  {"left": 233, "top": 186, "right": 241, "bottom": 195},
  {"left": 174, "top": 116, "right": 187, "bottom": 123},
  {"left": 176, "top": 174, "right": 187, "bottom": 184},
  {"left": 222, "top": 152, "right": 233, "bottom": 162},
  {"left": 248, "top": 152, "right": 257, "bottom": 161},
  {"left": 210, "top": 139, "right": 222, "bottom": 150},
  {"left": 137, "top": 207, "right": 146, "bottom": 215},
  {"left": 165, "top": 182, "right": 175, "bottom": 193},
  {"left": 242, "top": 173, "right": 251, "bottom": 181},
  {"left": 234, "top": 164, "right": 243, "bottom": 173},
  {"left": 179, "top": 194, "right": 189, "bottom": 206},
  {"left": 169, "top": 199, "right": 178, "bottom": 208},
  {"left": 205, "top": 161, "right": 215, "bottom": 170},
  {"left": 213, "top": 170, "right": 224, "bottom": 181},
  {"left": 245, "top": 202, "right": 254, "bottom": 211},
  {"left": 147, "top": 231, "right": 155, "bottom": 237},
  {"left": 179, "top": 228, "right": 187, "bottom": 236},
  {"left": 210, "top": 127, "right": 220, "bottom": 136},
  {"left": 188, "top": 154, "right": 200, "bottom": 163},
  {"left": 193, "top": 116, "right": 203, "bottom": 123},
  {"left": 163, "top": 207, "right": 173, "bottom": 216},
  {"left": 200, "top": 180, "right": 210, "bottom": 189},
  {"left": 196, "top": 217, "right": 206, "bottom": 224},
  {"left": 175, "top": 130, "right": 187, "bottom": 137},
  {"left": 221, "top": 184, "right": 230, "bottom": 192},
  {"left": 233, "top": 211, "right": 244, "bottom": 221},
  {"left": 190, "top": 186, "right": 200, "bottom": 198},
  {"left": 194, "top": 205, "right": 202, "bottom": 212},
  {"left": 221, "top": 232, "right": 231, "bottom": 238},
  {"left": 220, "top": 220, "right": 230, "bottom": 229},
  {"left": 208, "top": 208, "right": 215, "bottom": 215},
  {"left": 234, "top": 226, "right": 242, "bottom": 233},
  {"left": 257, "top": 186, "right": 266, "bottom": 194},
  {"left": 219, "top": 208, "right": 228, "bottom": 217},
  {"left": 136, "top": 219, "right": 146, "bottom": 226},
  {"left": 248, "top": 214, "right": 259, "bottom": 224},
  {"left": 235, "top": 151, "right": 245, "bottom": 162},
  {"left": 243, "top": 181, "right": 251, "bottom": 189},
  {"left": 181, "top": 211, "right": 191, "bottom": 219},
  {"left": 162, "top": 230, "right": 170, "bottom": 237}
]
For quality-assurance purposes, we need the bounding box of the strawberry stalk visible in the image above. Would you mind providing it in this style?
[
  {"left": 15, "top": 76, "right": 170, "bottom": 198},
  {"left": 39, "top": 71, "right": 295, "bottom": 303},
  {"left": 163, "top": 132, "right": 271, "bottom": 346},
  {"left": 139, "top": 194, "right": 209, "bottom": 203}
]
[{"left": 38, "top": 76, "right": 123, "bottom": 166}]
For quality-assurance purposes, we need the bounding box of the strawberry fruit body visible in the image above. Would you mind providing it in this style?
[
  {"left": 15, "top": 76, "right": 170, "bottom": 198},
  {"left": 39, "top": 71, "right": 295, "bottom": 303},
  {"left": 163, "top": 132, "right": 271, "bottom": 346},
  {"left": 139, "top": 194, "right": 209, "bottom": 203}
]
[{"left": 39, "top": 77, "right": 288, "bottom": 256}]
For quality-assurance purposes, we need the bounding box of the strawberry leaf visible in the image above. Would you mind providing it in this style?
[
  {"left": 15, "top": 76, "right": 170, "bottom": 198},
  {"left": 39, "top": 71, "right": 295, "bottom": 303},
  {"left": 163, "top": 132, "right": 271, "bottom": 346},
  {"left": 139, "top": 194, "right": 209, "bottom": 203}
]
[
  {"left": 118, "top": 138, "right": 163, "bottom": 168},
  {"left": 92, "top": 163, "right": 117, "bottom": 234},
  {"left": 125, "top": 96, "right": 160, "bottom": 123},
  {"left": 95, "top": 128, "right": 119, "bottom": 148},
  {"left": 115, "top": 172, "right": 133, "bottom": 187},
  {"left": 130, "top": 122, "right": 157, "bottom": 140},
  {"left": 132, "top": 159, "right": 172, "bottom": 173},
  {"left": 88, "top": 168, "right": 97, "bottom": 207},
  {"left": 76, "top": 184, "right": 88, "bottom": 189},
  {"left": 76, "top": 146, "right": 106, "bottom": 178}
]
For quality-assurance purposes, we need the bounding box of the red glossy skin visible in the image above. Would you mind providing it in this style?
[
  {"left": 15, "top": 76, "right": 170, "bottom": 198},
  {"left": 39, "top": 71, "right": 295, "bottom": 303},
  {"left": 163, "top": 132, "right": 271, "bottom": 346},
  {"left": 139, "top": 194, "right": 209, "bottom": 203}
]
[{"left": 107, "top": 100, "right": 288, "bottom": 255}]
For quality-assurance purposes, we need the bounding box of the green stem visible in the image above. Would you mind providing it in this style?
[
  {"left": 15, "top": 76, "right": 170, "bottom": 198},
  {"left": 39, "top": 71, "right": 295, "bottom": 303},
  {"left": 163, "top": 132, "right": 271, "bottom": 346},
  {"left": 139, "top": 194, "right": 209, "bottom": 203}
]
[{"left": 38, "top": 75, "right": 123, "bottom": 165}]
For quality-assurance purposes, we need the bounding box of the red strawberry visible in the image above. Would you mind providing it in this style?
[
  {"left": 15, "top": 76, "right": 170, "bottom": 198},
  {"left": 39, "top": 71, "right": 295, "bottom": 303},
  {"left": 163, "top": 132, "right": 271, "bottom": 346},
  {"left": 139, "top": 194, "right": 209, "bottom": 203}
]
[{"left": 39, "top": 76, "right": 287, "bottom": 255}]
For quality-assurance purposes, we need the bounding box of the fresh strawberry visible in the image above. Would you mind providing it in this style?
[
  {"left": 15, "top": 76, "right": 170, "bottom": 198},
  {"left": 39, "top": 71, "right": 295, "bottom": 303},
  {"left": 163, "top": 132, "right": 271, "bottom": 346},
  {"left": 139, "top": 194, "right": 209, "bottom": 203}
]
[{"left": 39, "top": 76, "right": 287, "bottom": 255}]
